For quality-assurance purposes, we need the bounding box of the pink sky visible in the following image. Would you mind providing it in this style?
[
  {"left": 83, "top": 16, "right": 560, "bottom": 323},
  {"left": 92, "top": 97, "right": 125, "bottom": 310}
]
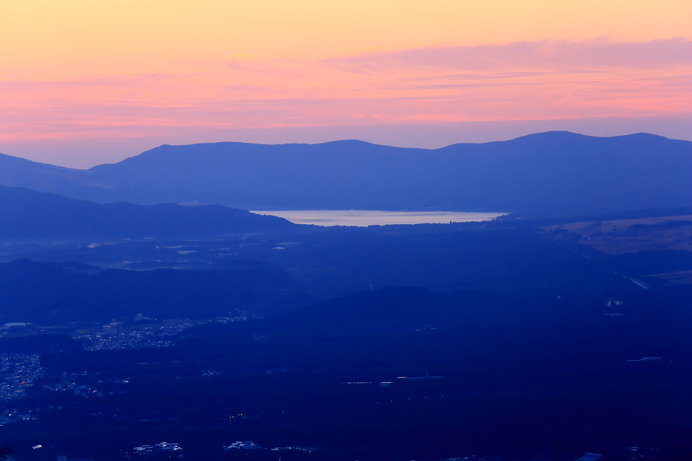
[{"left": 2, "top": 2, "right": 691, "bottom": 167}]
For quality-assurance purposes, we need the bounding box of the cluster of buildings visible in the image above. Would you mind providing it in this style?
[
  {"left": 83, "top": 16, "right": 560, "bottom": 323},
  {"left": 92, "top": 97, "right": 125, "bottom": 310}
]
[
  {"left": 0, "top": 354, "right": 42, "bottom": 401},
  {"left": 223, "top": 441, "right": 317, "bottom": 454},
  {"left": 0, "top": 408, "right": 35, "bottom": 425},
  {"left": 223, "top": 441, "right": 261, "bottom": 451},
  {"left": 73, "top": 316, "right": 244, "bottom": 351},
  {"left": 132, "top": 441, "right": 184, "bottom": 456},
  {"left": 75, "top": 321, "right": 191, "bottom": 351},
  {"left": 43, "top": 371, "right": 102, "bottom": 399}
]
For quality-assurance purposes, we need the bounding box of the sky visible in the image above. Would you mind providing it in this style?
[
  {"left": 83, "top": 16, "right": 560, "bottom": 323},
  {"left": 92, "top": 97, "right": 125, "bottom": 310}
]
[{"left": 2, "top": 0, "right": 691, "bottom": 167}]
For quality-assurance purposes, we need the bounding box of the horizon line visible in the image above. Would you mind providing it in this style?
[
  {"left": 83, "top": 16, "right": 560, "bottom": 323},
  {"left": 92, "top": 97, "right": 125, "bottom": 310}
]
[{"left": 1, "top": 130, "right": 686, "bottom": 170}]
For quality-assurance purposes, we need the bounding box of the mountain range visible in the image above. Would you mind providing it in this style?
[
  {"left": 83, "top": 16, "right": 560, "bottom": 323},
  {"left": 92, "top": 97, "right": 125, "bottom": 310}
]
[
  {"left": 0, "top": 186, "right": 291, "bottom": 240},
  {"left": 1, "top": 131, "right": 691, "bottom": 214}
]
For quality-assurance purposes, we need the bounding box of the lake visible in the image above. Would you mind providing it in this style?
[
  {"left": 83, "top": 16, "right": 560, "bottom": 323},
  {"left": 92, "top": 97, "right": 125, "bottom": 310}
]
[{"left": 253, "top": 210, "right": 506, "bottom": 227}]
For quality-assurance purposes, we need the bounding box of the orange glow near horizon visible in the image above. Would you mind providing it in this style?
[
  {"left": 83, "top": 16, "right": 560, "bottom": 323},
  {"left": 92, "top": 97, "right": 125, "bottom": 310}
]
[{"left": 1, "top": 0, "right": 691, "bottom": 166}]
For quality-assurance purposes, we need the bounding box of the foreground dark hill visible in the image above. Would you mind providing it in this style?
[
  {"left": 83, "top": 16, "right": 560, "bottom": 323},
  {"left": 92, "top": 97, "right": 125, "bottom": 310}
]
[
  {"left": 7, "top": 283, "right": 692, "bottom": 460},
  {"left": 0, "top": 186, "right": 291, "bottom": 240},
  {"left": 2, "top": 131, "right": 691, "bottom": 214},
  {"left": 0, "top": 259, "right": 307, "bottom": 322}
]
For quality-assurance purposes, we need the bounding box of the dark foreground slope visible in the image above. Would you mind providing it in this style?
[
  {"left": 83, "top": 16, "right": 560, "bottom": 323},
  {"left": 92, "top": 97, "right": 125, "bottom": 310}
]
[
  {"left": 2, "top": 132, "right": 691, "bottom": 214},
  {"left": 0, "top": 259, "right": 308, "bottom": 322},
  {"left": 3, "top": 284, "right": 692, "bottom": 460},
  {"left": 0, "top": 186, "right": 291, "bottom": 240}
]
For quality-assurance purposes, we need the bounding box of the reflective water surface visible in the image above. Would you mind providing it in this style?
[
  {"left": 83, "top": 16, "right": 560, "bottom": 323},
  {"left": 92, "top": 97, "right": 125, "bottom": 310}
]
[{"left": 253, "top": 210, "right": 506, "bottom": 226}]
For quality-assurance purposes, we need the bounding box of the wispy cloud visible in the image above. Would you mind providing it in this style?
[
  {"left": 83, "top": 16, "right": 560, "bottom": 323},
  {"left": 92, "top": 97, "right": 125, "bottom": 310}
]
[{"left": 327, "top": 39, "right": 692, "bottom": 72}]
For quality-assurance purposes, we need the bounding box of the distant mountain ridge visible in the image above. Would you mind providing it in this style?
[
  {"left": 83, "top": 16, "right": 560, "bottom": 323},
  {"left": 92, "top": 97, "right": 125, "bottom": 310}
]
[
  {"left": 2, "top": 131, "right": 691, "bottom": 214},
  {"left": 0, "top": 186, "right": 291, "bottom": 240}
]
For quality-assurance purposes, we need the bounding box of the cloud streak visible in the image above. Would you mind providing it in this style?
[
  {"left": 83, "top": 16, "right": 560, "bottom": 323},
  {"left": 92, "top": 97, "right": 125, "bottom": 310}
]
[{"left": 328, "top": 39, "right": 692, "bottom": 72}]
